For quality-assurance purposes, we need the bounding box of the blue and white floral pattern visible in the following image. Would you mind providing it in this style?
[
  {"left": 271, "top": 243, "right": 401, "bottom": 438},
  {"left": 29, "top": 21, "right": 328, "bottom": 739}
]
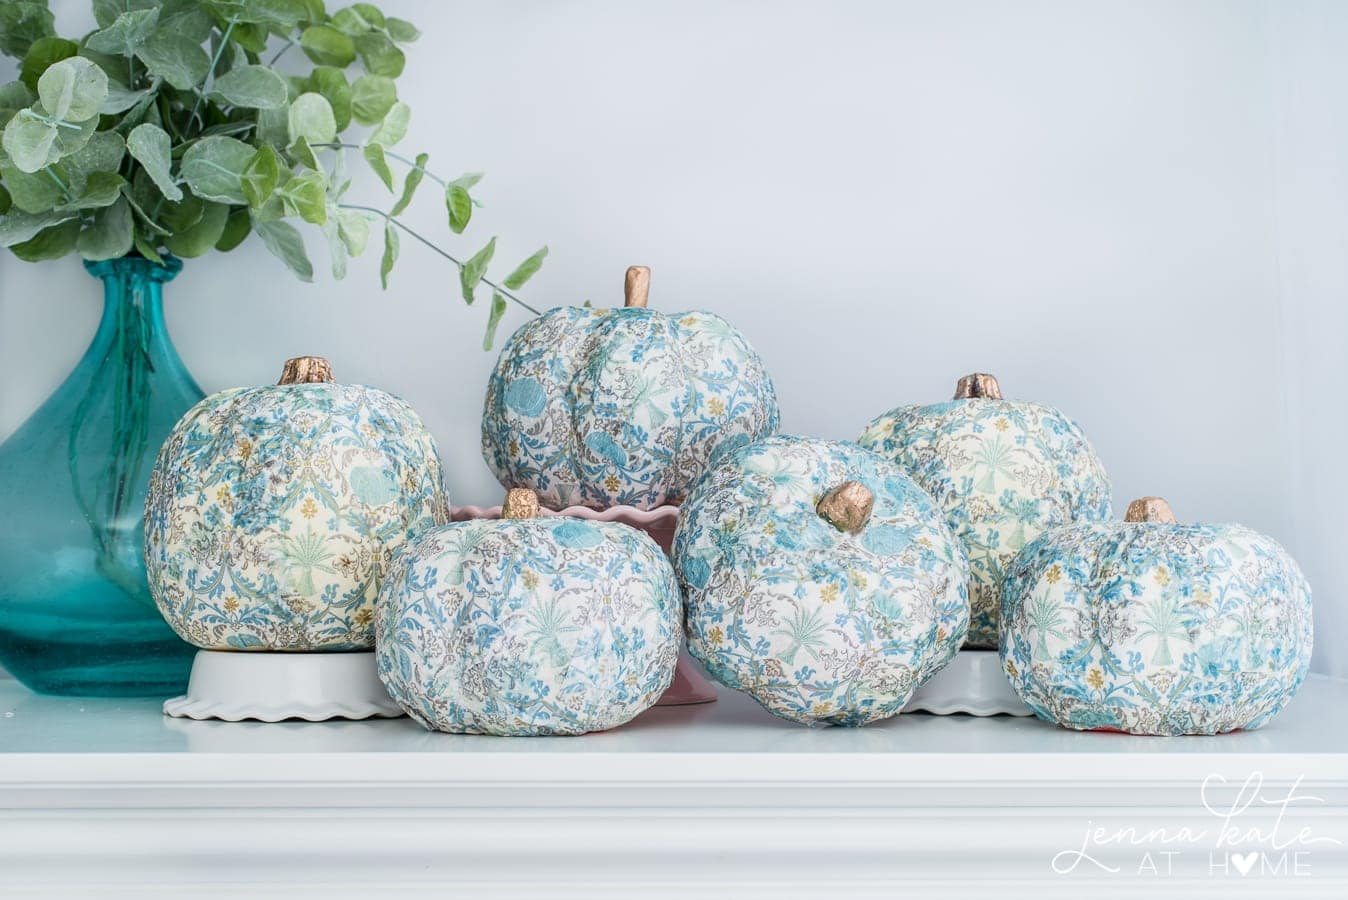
[
  {"left": 145, "top": 383, "right": 447, "bottom": 651},
  {"left": 1000, "top": 517, "right": 1313, "bottom": 734},
  {"left": 376, "top": 515, "right": 681, "bottom": 735},
  {"left": 859, "top": 395, "right": 1110, "bottom": 647},
  {"left": 673, "top": 436, "right": 969, "bottom": 727},
  {"left": 482, "top": 306, "right": 779, "bottom": 510}
]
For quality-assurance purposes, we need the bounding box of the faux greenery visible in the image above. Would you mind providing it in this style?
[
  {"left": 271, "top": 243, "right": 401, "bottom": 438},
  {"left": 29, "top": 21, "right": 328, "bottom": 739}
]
[{"left": 0, "top": 0, "right": 545, "bottom": 348}]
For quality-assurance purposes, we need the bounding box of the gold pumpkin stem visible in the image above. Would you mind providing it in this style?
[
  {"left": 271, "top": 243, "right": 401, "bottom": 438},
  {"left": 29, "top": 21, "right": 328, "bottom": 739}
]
[
  {"left": 624, "top": 266, "right": 651, "bottom": 308},
  {"left": 817, "top": 481, "right": 874, "bottom": 535},
  {"left": 503, "top": 488, "right": 540, "bottom": 520},
  {"left": 1125, "top": 496, "right": 1178, "bottom": 524},
  {"left": 279, "top": 356, "right": 334, "bottom": 385},
  {"left": 954, "top": 373, "right": 1003, "bottom": 400}
]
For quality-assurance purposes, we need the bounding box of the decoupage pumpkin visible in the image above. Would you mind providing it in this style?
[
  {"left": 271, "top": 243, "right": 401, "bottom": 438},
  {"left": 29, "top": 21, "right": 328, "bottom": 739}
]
[
  {"left": 673, "top": 436, "right": 969, "bottom": 727},
  {"left": 1000, "top": 497, "right": 1313, "bottom": 735},
  {"left": 481, "top": 266, "right": 779, "bottom": 511},
  {"left": 858, "top": 373, "right": 1111, "bottom": 649},
  {"left": 145, "top": 357, "right": 447, "bottom": 651},
  {"left": 376, "top": 489, "right": 681, "bottom": 735}
]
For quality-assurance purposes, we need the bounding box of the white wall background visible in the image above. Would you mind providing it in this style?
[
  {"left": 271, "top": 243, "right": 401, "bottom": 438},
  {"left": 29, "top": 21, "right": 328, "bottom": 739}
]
[{"left": 1, "top": 1, "right": 1343, "bottom": 674}]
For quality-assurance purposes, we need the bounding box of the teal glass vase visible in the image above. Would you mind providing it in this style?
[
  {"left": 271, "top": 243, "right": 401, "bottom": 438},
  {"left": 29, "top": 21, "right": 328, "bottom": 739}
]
[{"left": 0, "top": 255, "right": 202, "bottom": 696}]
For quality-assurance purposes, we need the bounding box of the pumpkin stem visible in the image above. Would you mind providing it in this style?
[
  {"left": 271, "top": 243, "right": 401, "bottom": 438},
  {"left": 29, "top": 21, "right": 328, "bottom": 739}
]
[
  {"left": 1125, "top": 496, "right": 1178, "bottom": 524},
  {"left": 817, "top": 481, "right": 874, "bottom": 535},
  {"left": 624, "top": 266, "right": 651, "bottom": 308},
  {"left": 953, "top": 373, "right": 1002, "bottom": 400},
  {"left": 503, "top": 488, "right": 540, "bottom": 520},
  {"left": 278, "top": 356, "right": 334, "bottom": 385}
]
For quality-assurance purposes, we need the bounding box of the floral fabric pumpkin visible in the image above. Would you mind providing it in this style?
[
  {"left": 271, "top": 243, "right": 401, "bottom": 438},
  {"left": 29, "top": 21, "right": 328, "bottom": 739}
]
[
  {"left": 481, "top": 266, "right": 779, "bottom": 511},
  {"left": 673, "top": 436, "right": 969, "bottom": 727},
  {"left": 1000, "top": 497, "right": 1313, "bottom": 735},
  {"left": 376, "top": 489, "right": 681, "bottom": 735},
  {"left": 145, "top": 357, "right": 447, "bottom": 651},
  {"left": 858, "top": 373, "right": 1111, "bottom": 649}
]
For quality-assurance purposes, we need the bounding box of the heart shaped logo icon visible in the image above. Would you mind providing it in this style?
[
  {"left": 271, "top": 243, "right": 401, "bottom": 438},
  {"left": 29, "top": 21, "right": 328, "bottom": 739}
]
[{"left": 1231, "top": 851, "right": 1259, "bottom": 876}]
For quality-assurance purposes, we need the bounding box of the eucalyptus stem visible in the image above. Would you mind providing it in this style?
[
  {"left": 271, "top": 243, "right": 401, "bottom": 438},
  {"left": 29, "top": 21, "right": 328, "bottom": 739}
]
[
  {"left": 341, "top": 203, "right": 541, "bottom": 315},
  {"left": 43, "top": 167, "right": 75, "bottom": 203},
  {"left": 268, "top": 38, "right": 295, "bottom": 66},
  {"left": 315, "top": 142, "right": 447, "bottom": 187},
  {"left": 189, "top": 18, "right": 236, "bottom": 127}
]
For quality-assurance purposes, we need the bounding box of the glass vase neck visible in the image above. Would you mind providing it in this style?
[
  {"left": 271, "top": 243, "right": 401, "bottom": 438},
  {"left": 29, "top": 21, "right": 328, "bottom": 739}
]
[{"left": 84, "top": 254, "right": 184, "bottom": 284}]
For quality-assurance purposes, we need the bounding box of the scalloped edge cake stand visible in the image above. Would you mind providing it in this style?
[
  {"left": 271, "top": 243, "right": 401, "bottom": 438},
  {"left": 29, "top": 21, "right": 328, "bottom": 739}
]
[
  {"left": 903, "top": 649, "right": 1034, "bottom": 716},
  {"left": 163, "top": 650, "right": 405, "bottom": 722},
  {"left": 452, "top": 502, "right": 718, "bottom": 706}
]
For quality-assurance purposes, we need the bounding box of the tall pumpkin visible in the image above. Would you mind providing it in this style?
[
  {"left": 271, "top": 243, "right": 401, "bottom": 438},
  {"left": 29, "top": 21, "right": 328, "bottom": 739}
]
[
  {"left": 144, "top": 357, "right": 447, "bottom": 651},
  {"left": 481, "top": 266, "right": 779, "bottom": 510},
  {"left": 859, "top": 373, "right": 1111, "bottom": 648}
]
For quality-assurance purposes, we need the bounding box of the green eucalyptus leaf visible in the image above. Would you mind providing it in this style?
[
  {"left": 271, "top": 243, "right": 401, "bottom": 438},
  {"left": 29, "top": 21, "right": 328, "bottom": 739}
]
[
  {"left": 503, "top": 246, "right": 549, "bottom": 290},
  {"left": 102, "top": 79, "right": 156, "bottom": 115},
  {"left": 180, "top": 135, "right": 255, "bottom": 204},
  {"left": 241, "top": 144, "right": 281, "bottom": 208},
  {"left": 0, "top": 81, "right": 34, "bottom": 122},
  {"left": 2, "top": 114, "right": 58, "bottom": 173},
  {"left": 459, "top": 236, "right": 496, "bottom": 304},
  {"left": 287, "top": 135, "right": 320, "bottom": 170},
  {"left": 279, "top": 170, "right": 328, "bottom": 224},
  {"left": 211, "top": 0, "right": 307, "bottom": 28},
  {"left": 361, "top": 142, "right": 393, "bottom": 191},
  {"left": 349, "top": 74, "right": 395, "bottom": 126},
  {"left": 335, "top": 207, "right": 369, "bottom": 255},
  {"left": 385, "top": 18, "right": 420, "bottom": 43},
  {"left": 85, "top": 8, "right": 160, "bottom": 55},
  {"left": 0, "top": 161, "right": 63, "bottom": 212},
  {"left": 51, "top": 112, "right": 100, "bottom": 163},
  {"left": 163, "top": 199, "right": 227, "bottom": 257},
  {"left": 62, "top": 170, "right": 125, "bottom": 209},
  {"left": 303, "top": 67, "right": 351, "bottom": 132},
  {"left": 135, "top": 30, "right": 211, "bottom": 91},
  {"left": 448, "top": 172, "right": 484, "bottom": 191},
  {"left": 123, "top": 182, "right": 171, "bottom": 236},
  {"left": 215, "top": 208, "right": 252, "bottom": 251},
  {"left": 133, "top": 228, "right": 164, "bottom": 263},
  {"left": 60, "top": 130, "right": 126, "bottom": 191},
  {"left": 20, "top": 38, "right": 78, "bottom": 93},
  {"left": 38, "top": 57, "right": 109, "bottom": 122},
  {"left": 126, "top": 123, "right": 183, "bottom": 201},
  {"left": 92, "top": 0, "right": 155, "bottom": 29},
  {"left": 254, "top": 217, "right": 314, "bottom": 281},
  {"left": 11, "top": 218, "right": 80, "bottom": 261},
  {"left": 211, "top": 65, "right": 288, "bottom": 110},
  {"left": 379, "top": 219, "right": 398, "bottom": 289},
  {"left": 390, "top": 151, "right": 428, "bottom": 216},
  {"left": 331, "top": 4, "right": 384, "bottom": 35},
  {"left": 445, "top": 183, "right": 471, "bottom": 234},
  {"left": 156, "top": 0, "right": 214, "bottom": 42},
  {"left": 322, "top": 211, "right": 348, "bottom": 278},
  {"left": 299, "top": 25, "right": 356, "bottom": 67},
  {"left": 288, "top": 92, "right": 336, "bottom": 146},
  {"left": 0, "top": 208, "right": 77, "bottom": 246},
  {"left": 230, "top": 22, "right": 269, "bottom": 55},
  {"left": 77, "top": 195, "right": 134, "bottom": 260},
  {"left": 355, "top": 32, "right": 404, "bottom": 78},
  {"left": 0, "top": 185, "right": 10, "bottom": 215},
  {"left": 160, "top": 191, "right": 205, "bottom": 233},
  {"left": 368, "top": 100, "right": 409, "bottom": 147},
  {"left": 0, "top": 2, "right": 56, "bottom": 59},
  {"left": 483, "top": 291, "right": 508, "bottom": 351}
]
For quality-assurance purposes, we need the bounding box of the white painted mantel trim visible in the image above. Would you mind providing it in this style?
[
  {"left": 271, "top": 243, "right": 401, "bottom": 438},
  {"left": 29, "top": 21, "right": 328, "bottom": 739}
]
[{"left": 2, "top": 678, "right": 1347, "bottom": 898}]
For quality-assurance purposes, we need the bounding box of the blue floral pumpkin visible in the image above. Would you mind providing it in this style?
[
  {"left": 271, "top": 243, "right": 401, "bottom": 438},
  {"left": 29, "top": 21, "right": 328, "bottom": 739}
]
[
  {"left": 376, "top": 489, "right": 682, "bottom": 735},
  {"left": 858, "top": 373, "right": 1111, "bottom": 648},
  {"left": 144, "top": 357, "right": 448, "bottom": 651},
  {"left": 673, "top": 436, "right": 969, "bottom": 727},
  {"left": 481, "top": 266, "right": 779, "bottom": 510},
  {"left": 1000, "top": 497, "right": 1313, "bottom": 735}
]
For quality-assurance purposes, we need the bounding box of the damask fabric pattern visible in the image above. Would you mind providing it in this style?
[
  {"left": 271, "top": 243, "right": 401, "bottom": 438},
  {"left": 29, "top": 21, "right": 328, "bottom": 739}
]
[
  {"left": 145, "top": 383, "right": 448, "bottom": 651},
  {"left": 858, "top": 398, "right": 1111, "bottom": 648},
  {"left": 481, "top": 305, "right": 779, "bottom": 511},
  {"left": 673, "top": 435, "right": 970, "bottom": 727},
  {"left": 376, "top": 517, "right": 681, "bottom": 735},
  {"left": 999, "top": 521, "right": 1313, "bottom": 734}
]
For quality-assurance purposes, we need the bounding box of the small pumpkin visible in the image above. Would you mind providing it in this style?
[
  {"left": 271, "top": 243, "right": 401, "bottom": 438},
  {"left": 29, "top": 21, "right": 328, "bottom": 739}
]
[
  {"left": 673, "top": 436, "right": 969, "bottom": 727},
  {"left": 1000, "top": 497, "right": 1313, "bottom": 735},
  {"left": 145, "top": 357, "right": 447, "bottom": 651},
  {"left": 858, "top": 373, "right": 1111, "bottom": 649},
  {"left": 376, "top": 489, "right": 681, "bottom": 735},
  {"left": 481, "top": 265, "right": 779, "bottom": 510}
]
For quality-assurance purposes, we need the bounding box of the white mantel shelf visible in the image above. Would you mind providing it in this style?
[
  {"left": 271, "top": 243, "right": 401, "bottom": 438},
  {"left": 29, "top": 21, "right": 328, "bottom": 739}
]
[{"left": 2, "top": 675, "right": 1347, "bottom": 899}]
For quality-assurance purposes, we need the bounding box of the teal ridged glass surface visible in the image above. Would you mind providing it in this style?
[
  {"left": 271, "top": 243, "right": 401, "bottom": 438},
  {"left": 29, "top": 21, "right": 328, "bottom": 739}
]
[{"left": 0, "top": 256, "right": 201, "bottom": 696}]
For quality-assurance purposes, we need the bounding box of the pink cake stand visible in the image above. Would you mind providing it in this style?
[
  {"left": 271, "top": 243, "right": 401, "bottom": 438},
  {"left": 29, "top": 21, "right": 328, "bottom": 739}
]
[{"left": 450, "top": 502, "right": 717, "bottom": 706}]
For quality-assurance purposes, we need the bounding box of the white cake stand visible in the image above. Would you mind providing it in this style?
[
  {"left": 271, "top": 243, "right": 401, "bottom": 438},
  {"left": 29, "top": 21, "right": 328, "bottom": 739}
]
[
  {"left": 163, "top": 650, "right": 404, "bottom": 722},
  {"left": 903, "top": 650, "right": 1034, "bottom": 716}
]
